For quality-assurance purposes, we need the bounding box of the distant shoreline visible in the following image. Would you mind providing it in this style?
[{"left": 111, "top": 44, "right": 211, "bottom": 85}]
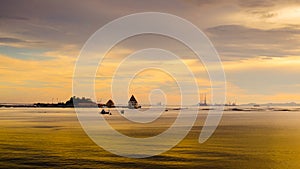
[{"left": 1, "top": 103, "right": 300, "bottom": 108}]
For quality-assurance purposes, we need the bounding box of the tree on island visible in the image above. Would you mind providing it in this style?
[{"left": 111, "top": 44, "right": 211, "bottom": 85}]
[{"left": 65, "top": 96, "right": 95, "bottom": 106}]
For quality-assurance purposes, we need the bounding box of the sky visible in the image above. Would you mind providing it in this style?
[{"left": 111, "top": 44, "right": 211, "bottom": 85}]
[{"left": 0, "top": 0, "right": 300, "bottom": 104}]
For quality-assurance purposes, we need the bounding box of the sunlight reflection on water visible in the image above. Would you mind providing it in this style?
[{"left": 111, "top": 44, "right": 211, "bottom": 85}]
[{"left": 1, "top": 107, "right": 300, "bottom": 168}]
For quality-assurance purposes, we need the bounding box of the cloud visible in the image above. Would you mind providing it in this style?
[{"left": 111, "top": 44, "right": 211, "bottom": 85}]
[
  {"left": 0, "top": 37, "right": 26, "bottom": 43},
  {"left": 0, "top": 37, "right": 45, "bottom": 49},
  {"left": 206, "top": 24, "right": 300, "bottom": 59},
  {"left": 0, "top": 0, "right": 300, "bottom": 103},
  {"left": 224, "top": 56, "right": 300, "bottom": 95},
  {"left": 0, "top": 15, "right": 29, "bottom": 21},
  {"left": 183, "top": 0, "right": 225, "bottom": 7},
  {"left": 0, "top": 53, "right": 74, "bottom": 102},
  {"left": 237, "top": 0, "right": 277, "bottom": 8},
  {"left": 237, "top": 0, "right": 300, "bottom": 9}
]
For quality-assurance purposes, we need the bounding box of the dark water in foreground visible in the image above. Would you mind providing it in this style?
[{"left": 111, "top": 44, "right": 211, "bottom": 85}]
[{"left": 1, "top": 107, "right": 300, "bottom": 168}]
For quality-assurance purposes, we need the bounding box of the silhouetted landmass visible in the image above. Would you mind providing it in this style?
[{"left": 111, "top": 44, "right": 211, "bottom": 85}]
[
  {"left": 0, "top": 96, "right": 98, "bottom": 108},
  {"left": 106, "top": 99, "right": 115, "bottom": 108},
  {"left": 0, "top": 96, "right": 142, "bottom": 108},
  {"left": 128, "top": 95, "right": 141, "bottom": 109},
  {"left": 0, "top": 104, "right": 36, "bottom": 108},
  {"left": 34, "top": 96, "right": 98, "bottom": 108}
]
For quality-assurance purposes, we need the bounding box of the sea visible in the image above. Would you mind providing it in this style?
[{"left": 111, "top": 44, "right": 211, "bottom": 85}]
[{"left": 1, "top": 106, "right": 300, "bottom": 168}]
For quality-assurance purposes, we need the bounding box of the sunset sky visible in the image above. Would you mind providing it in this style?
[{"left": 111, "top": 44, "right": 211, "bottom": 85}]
[{"left": 0, "top": 0, "right": 300, "bottom": 104}]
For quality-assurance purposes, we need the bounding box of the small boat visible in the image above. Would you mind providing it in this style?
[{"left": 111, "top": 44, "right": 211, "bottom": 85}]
[
  {"left": 100, "top": 109, "right": 111, "bottom": 115},
  {"left": 231, "top": 108, "right": 244, "bottom": 111}
]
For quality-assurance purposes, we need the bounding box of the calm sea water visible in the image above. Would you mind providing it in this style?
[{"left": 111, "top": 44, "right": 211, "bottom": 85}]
[{"left": 1, "top": 107, "right": 300, "bottom": 168}]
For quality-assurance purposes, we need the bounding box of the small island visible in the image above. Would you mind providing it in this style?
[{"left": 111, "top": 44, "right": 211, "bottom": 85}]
[
  {"left": 34, "top": 96, "right": 97, "bottom": 108},
  {"left": 0, "top": 95, "right": 142, "bottom": 109}
]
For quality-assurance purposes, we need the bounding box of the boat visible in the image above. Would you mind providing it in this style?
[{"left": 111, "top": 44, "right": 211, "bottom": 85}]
[{"left": 100, "top": 109, "right": 111, "bottom": 115}]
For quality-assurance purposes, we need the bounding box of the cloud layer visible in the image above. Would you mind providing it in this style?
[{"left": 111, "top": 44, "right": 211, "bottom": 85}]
[{"left": 0, "top": 0, "right": 300, "bottom": 103}]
